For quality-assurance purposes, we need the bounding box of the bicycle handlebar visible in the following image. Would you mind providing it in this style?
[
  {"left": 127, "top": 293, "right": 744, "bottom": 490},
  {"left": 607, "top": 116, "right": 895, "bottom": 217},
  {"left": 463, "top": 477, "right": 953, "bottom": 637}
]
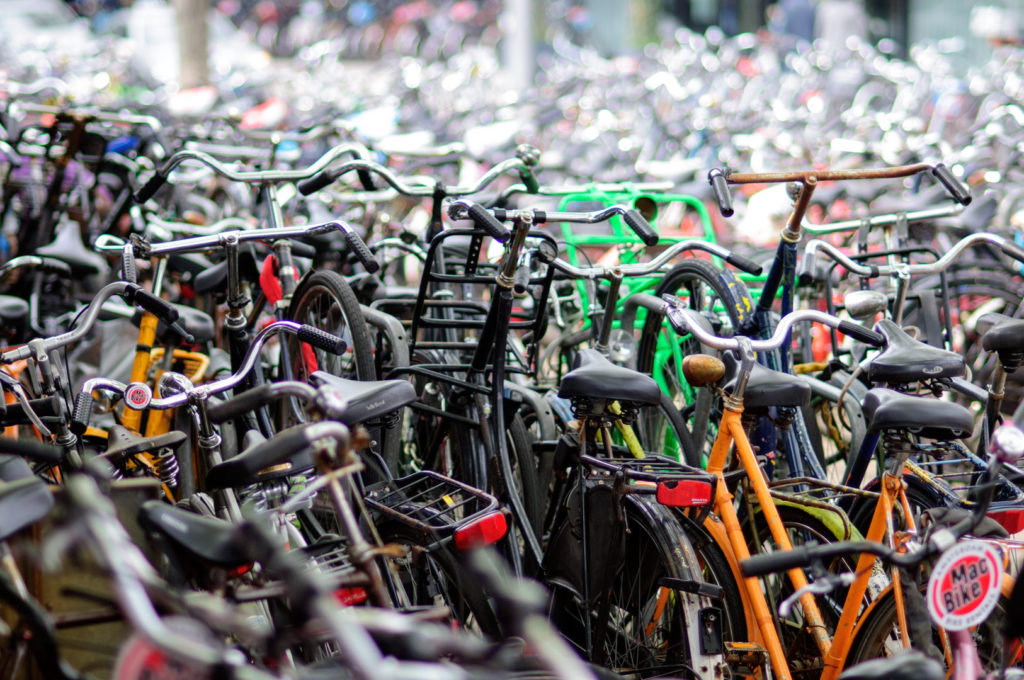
[
  {"left": 133, "top": 141, "right": 373, "bottom": 202},
  {"left": 1, "top": 282, "right": 184, "bottom": 363},
  {"left": 69, "top": 321, "right": 345, "bottom": 434},
  {"left": 662, "top": 298, "right": 885, "bottom": 351},
  {"left": 800, "top": 231, "right": 1024, "bottom": 286},
  {"left": 800, "top": 203, "right": 964, "bottom": 236}
]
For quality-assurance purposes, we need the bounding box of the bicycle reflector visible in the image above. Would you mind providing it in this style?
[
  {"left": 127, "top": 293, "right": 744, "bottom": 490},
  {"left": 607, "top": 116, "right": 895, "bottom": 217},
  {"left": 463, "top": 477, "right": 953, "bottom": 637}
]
[
  {"left": 333, "top": 587, "right": 368, "bottom": 606},
  {"left": 454, "top": 511, "right": 508, "bottom": 551},
  {"left": 657, "top": 479, "right": 713, "bottom": 507}
]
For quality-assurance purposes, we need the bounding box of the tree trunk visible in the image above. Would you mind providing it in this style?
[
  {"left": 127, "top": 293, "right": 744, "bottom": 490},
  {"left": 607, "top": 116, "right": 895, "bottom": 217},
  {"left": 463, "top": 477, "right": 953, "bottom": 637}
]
[{"left": 176, "top": 0, "right": 210, "bottom": 88}]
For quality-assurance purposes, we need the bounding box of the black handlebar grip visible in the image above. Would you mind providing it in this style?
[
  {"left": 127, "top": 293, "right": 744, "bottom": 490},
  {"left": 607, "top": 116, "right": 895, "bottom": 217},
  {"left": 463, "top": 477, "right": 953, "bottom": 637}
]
[
  {"left": 297, "top": 325, "right": 348, "bottom": 355},
  {"left": 839, "top": 320, "right": 885, "bottom": 347},
  {"left": 1001, "top": 240, "right": 1024, "bottom": 264},
  {"left": 513, "top": 261, "right": 532, "bottom": 296},
  {"left": 70, "top": 392, "right": 94, "bottom": 436},
  {"left": 931, "top": 164, "right": 972, "bottom": 206},
  {"left": 134, "top": 172, "right": 168, "bottom": 203},
  {"left": 466, "top": 203, "right": 511, "bottom": 243},
  {"left": 207, "top": 384, "right": 278, "bottom": 424},
  {"left": 708, "top": 169, "right": 734, "bottom": 218},
  {"left": 2, "top": 395, "right": 63, "bottom": 425},
  {"left": 289, "top": 239, "right": 318, "bottom": 259},
  {"left": 622, "top": 209, "right": 660, "bottom": 247},
  {"left": 0, "top": 437, "right": 62, "bottom": 464},
  {"left": 724, "top": 252, "right": 763, "bottom": 276},
  {"left": 796, "top": 250, "right": 818, "bottom": 287},
  {"left": 740, "top": 547, "right": 813, "bottom": 577},
  {"left": 297, "top": 170, "right": 336, "bottom": 196},
  {"left": 343, "top": 231, "right": 380, "bottom": 274},
  {"left": 356, "top": 169, "right": 377, "bottom": 192},
  {"left": 519, "top": 168, "right": 540, "bottom": 194},
  {"left": 132, "top": 289, "right": 180, "bottom": 324}
]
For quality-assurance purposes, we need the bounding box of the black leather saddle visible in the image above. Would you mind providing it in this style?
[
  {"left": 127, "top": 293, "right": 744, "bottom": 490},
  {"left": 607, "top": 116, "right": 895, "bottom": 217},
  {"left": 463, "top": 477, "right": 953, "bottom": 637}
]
[
  {"left": 0, "top": 457, "right": 54, "bottom": 541},
  {"left": 138, "top": 501, "right": 250, "bottom": 568},
  {"left": 721, "top": 351, "right": 810, "bottom": 410},
  {"left": 132, "top": 303, "right": 216, "bottom": 345},
  {"left": 34, "top": 223, "right": 106, "bottom": 277},
  {"left": 205, "top": 424, "right": 319, "bottom": 490},
  {"left": 862, "top": 388, "right": 974, "bottom": 439},
  {"left": 102, "top": 425, "right": 187, "bottom": 463},
  {"left": 309, "top": 371, "right": 417, "bottom": 424},
  {"left": 558, "top": 349, "right": 662, "bottom": 405},
  {"left": 868, "top": 319, "right": 964, "bottom": 384},
  {"left": 978, "top": 312, "right": 1024, "bottom": 354},
  {"left": 839, "top": 651, "right": 944, "bottom": 680}
]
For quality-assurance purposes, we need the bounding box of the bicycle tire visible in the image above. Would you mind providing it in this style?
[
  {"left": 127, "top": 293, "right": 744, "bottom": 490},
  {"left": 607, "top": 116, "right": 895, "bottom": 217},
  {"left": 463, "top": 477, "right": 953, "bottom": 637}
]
[
  {"left": 746, "top": 503, "right": 859, "bottom": 677},
  {"left": 635, "top": 259, "right": 754, "bottom": 459},
  {"left": 376, "top": 523, "right": 503, "bottom": 638},
  {"left": 845, "top": 585, "right": 1019, "bottom": 673},
  {"left": 548, "top": 494, "right": 715, "bottom": 677}
]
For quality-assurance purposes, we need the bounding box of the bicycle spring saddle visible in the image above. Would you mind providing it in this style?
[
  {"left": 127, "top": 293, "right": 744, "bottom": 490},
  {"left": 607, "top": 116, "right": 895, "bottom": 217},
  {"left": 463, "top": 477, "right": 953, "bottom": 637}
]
[
  {"left": 138, "top": 501, "right": 251, "bottom": 569},
  {"left": 205, "top": 424, "right": 317, "bottom": 490},
  {"left": 862, "top": 388, "right": 974, "bottom": 440},
  {"left": 0, "top": 456, "right": 54, "bottom": 542},
  {"left": 558, "top": 348, "right": 662, "bottom": 406},
  {"left": 308, "top": 371, "right": 417, "bottom": 425},
  {"left": 977, "top": 312, "right": 1024, "bottom": 370},
  {"left": 838, "top": 650, "right": 944, "bottom": 680},
  {"left": 867, "top": 319, "right": 964, "bottom": 384},
  {"left": 34, "top": 221, "right": 107, "bottom": 277}
]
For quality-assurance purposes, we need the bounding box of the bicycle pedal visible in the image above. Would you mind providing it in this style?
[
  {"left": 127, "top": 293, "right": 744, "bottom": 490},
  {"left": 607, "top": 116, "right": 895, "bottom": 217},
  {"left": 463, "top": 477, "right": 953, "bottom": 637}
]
[{"left": 724, "top": 641, "right": 771, "bottom": 678}]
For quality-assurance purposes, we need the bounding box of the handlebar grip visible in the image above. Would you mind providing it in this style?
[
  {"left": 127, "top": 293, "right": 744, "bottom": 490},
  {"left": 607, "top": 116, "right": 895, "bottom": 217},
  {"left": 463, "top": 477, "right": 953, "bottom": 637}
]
[
  {"left": 297, "top": 170, "right": 336, "bottom": 196},
  {"left": 1001, "top": 239, "right": 1024, "bottom": 264},
  {"left": 134, "top": 172, "right": 168, "bottom": 203},
  {"left": 797, "top": 250, "right": 818, "bottom": 286},
  {"left": 740, "top": 547, "right": 813, "bottom": 577},
  {"left": 466, "top": 203, "right": 511, "bottom": 243},
  {"left": 931, "top": 164, "right": 972, "bottom": 206},
  {"left": 622, "top": 209, "right": 660, "bottom": 247},
  {"left": 356, "top": 168, "right": 377, "bottom": 192},
  {"left": 207, "top": 384, "right": 278, "bottom": 424},
  {"left": 708, "top": 169, "right": 734, "bottom": 218},
  {"left": 519, "top": 168, "right": 540, "bottom": 194},
  {"left": 0, "top": 437, "right": 61, "bottom": 464},
  {"left": 1, "top": 395, "right": 62, "bottom": 425},
  {"left": 724, "top": 252, "right": 763, "bottom": 276},
  {"left": 298, "top": 325, "right": 348, "bottom": 355},
  {"left": 838, "top": 320, "right": 885, "bottom": 347},
  {"left": 70, "top": 392, "right": 94, "bottom": 436},
  {"left": 132, "top": 289, "right": 180, "bottom": 324},
  {"left": 513, "top": 261, "right": 531, "bottom": 296},
  {"left": 344, "top": 230, "right": 380, "bottom": 274}
]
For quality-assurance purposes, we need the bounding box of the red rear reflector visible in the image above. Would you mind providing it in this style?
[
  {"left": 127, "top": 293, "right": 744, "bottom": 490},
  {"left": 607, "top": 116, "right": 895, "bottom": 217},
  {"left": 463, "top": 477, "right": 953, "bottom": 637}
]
[
  {"left": 454, "top": 512, "right": 508, "bottom": 551},
  {"left": 657, "top": 480, "right": 712, "bottom": 507},
  {"left": 988, "top": 509, "right": 1024, "bottom": 534},
  {"left": 334, "top": 587, "right": 368, "bottom": 606},
  {"left": 227, "top": 563, "right": 254, "bottom": 578}
]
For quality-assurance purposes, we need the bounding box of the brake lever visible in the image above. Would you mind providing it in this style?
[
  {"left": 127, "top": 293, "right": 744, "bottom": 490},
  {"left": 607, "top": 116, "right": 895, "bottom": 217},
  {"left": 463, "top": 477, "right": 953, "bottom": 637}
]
[{"left": 778, "top": 571, "right": 856, "bottom": 617}]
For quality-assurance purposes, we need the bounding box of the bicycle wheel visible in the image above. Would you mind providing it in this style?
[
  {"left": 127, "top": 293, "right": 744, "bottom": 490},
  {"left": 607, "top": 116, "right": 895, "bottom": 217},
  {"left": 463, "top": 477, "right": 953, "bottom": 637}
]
[
  {"left": 846, "top": 585, "right": 1020, "bottom": 673},
  {"left": 635, "top": 259, "right": 754, "bottom": 459},
  {"left": 286, "top": 269, "right": 376, "bottom": 383},
  {"left": 549, "top": 494, "right": 713, "bottom": 677},
  {"left": 377, "top": 523, "right": 502, "bottom": 638},
  {"left": 746, "top": 503, "right": 858, "bottom": 679}
]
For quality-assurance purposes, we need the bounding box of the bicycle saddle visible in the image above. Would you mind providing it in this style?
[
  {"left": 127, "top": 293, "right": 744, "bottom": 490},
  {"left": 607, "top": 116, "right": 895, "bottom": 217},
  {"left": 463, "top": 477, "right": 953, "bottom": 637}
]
[
  {"left": 867, "top": 319, "right": 964, "bottom": 383},
  {"left": 205, "top": 424, "right": 318, "bottom": 490},
  {"left": 33, "top": 221, "right": 106, "bottom": 277},
  {"left": 558, "top": 349, "right": 662, "bottom": 405},
  {"left": 838, "top": 650, "right": 944, "bottom": 680},
  {"left": 0, "top": 295, "right": 28, "bottom": 321},
  {"left": 138, "top": 501, "right": 251, "bottom": 569},
  {"left": 309, "top": 371, "right": 417, "bottom": 424},
  {"left": 102, "top": 425, "right": 187, "bottom": 462},
  {"left": 978, "top": 312, "right": 1024, "bottom": 354},
  {"left": 862, "top": 388, "right": 974, "bottom": 439},
  {"left": 131, "top": 303, "right": 216, "bottom": 345},
  {"left": 721, "top": 351, "right": 811, "bottom": 410},
  {"left": 0, "top": 475, "right": 54, "bottom": 542}
]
